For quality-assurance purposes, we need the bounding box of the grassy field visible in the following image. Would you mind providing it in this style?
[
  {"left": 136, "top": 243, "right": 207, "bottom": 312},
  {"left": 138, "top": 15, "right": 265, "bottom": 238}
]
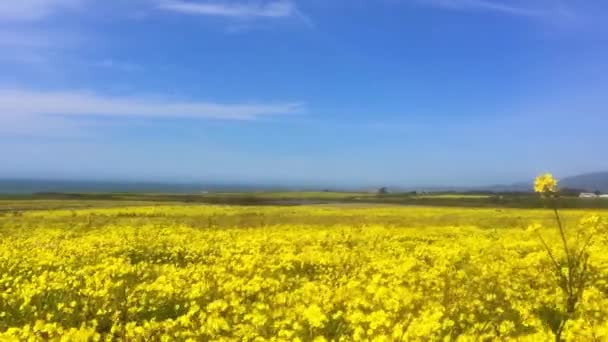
[
  {"left": 413, "top": 194, "right": 492, "bottom": 199},
  {"left": 1, "top": 202, "right": 608, "bottom": 340},
  {"left": 3, "top": 191, "right": 608, "bottom": 210},
  {"left": 0, "top": 199, "right": 166, "bottom": 212},
  {"left": 200, "top": 191, "right": 371, "bottom": 200}
]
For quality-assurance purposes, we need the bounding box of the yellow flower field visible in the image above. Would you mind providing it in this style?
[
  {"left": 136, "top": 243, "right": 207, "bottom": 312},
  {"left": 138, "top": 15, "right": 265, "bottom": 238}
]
[{"left": 1, "top": 204, "right": 607, "bottom": 341}]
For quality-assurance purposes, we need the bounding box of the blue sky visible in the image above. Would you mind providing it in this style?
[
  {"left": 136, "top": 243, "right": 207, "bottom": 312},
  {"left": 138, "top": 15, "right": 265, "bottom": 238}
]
[{"left": 1, "top": 0, "right": 607, "bottom": 187}]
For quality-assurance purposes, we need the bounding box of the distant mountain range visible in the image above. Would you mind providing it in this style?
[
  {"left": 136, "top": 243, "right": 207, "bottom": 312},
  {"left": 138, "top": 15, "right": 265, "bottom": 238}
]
[
  {"left": 468, "top": 172, "right": 608, "bottom": 193},
  {"left": 560, "top": 172, "right": 608, "bottom": 193},
  {"left": 0, "top": 172, "right": 607, "bottom": 194},
  {"left": 392, "top": 172, "right": 608, "bottom": 194}
]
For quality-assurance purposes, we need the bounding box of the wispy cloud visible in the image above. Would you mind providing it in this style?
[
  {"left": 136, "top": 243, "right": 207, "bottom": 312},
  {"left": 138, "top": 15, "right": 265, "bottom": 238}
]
[
  {"left": 418, "top": 0, "right": 564, "bottom": 17},
  {"left": 0, "top": 113, "right": 86, "bottom": 138},
  {"left": 0, "top": 28, "right": 83, "bottom": 71},
  {"left": 0, "top": 0, "right": 82, "bottom": 21},
  {"left": 0, "top": 30, "right": 53, "bottom": 49},
  {"left": 0, "top": 88, "right": 303, "bottom": 122},
  {"left": 0, "top": 29, "right": 79, "bottom": 49},
  {"left": 158, "top": 0, "right": 296, "bottom": 19},
  {"left": 91, "top": 59, "right": 143, "bottom": 72}
]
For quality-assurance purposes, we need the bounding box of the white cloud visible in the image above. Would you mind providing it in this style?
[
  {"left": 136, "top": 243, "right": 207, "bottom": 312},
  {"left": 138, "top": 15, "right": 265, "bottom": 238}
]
[
  {"left": 0, "top": 28, "right": 82, "bottom": 70},
  {"left": 0, "top": 0, "right": 82, "bottom": 21},
  {"left": 0, "top": 113, "right": 85, "bottom": 137},
  {"left": 418, "top": 0, "right": 562, "bottom": 17},
  {"left": 91, "top": 59, "right": 143, "bottom": 72},
  {"left": 158, "top": 0, "right": 296, "bottom": 19},
  {"left": 0, "top": 88, "right": 303, "bottom": 122},
  {"left": 0, "top": 29, "right": 79, "bottom": 49},
  {"left": 0, "top": 30, "right": 53, "bottom": 48}
]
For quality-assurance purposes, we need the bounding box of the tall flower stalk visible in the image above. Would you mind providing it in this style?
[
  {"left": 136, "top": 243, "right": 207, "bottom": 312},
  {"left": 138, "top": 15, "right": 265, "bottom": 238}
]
[{"left": 532, "top": 173, "right": 597, "bottom": 341}]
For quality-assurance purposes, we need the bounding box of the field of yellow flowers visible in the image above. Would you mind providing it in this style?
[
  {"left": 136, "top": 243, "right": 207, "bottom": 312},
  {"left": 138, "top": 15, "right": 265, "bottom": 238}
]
[{"left": 1, "top": 204, "right": 607, "bottom": 341}]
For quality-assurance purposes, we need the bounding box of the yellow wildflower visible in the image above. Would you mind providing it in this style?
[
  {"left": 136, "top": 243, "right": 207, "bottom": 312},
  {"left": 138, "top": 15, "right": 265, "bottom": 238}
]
[
  {"left": 534, "top": 173, "right": 558, "bottom": 194},
  {"left": 303, "top": 304, "right": 327, "bottom": 328}
]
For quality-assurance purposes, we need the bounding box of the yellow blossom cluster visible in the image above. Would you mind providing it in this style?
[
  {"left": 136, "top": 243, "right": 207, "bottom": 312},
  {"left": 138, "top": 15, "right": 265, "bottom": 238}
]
[
  {"left": 0, "top": 205, "right": 607, "bottom": 340},
  {"left": 534, "top": 173, "right": 558, "bottom": 194}
]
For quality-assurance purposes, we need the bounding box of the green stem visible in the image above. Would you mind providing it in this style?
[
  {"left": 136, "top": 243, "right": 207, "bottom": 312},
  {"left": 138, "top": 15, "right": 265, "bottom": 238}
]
[
  {"left": 551, "top": 202, "right": 570, "bottom": 263},
  {"left": 555, "top": 318, "right": 567, "bottom": 342},
  {"left": 536, "top": 232, "right": 560, "bottom": 272}
]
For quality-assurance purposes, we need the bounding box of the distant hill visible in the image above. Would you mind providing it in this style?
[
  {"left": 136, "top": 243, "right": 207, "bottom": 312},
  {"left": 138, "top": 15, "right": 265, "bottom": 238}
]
[
  {"left": 476, "top": 172, "right": 608, "bottom": 194},
  {"left": 379, "top": 183, "right": 533, "bottom": 194},
  {"left": 386, "top": 172, "right": 608, "bottom": 195},
  {"left": 477, "top": 182, "right": 532, "bottom": 193},
  {"left": 560, "top": 172, "right": 608, "bottom": 193}
]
